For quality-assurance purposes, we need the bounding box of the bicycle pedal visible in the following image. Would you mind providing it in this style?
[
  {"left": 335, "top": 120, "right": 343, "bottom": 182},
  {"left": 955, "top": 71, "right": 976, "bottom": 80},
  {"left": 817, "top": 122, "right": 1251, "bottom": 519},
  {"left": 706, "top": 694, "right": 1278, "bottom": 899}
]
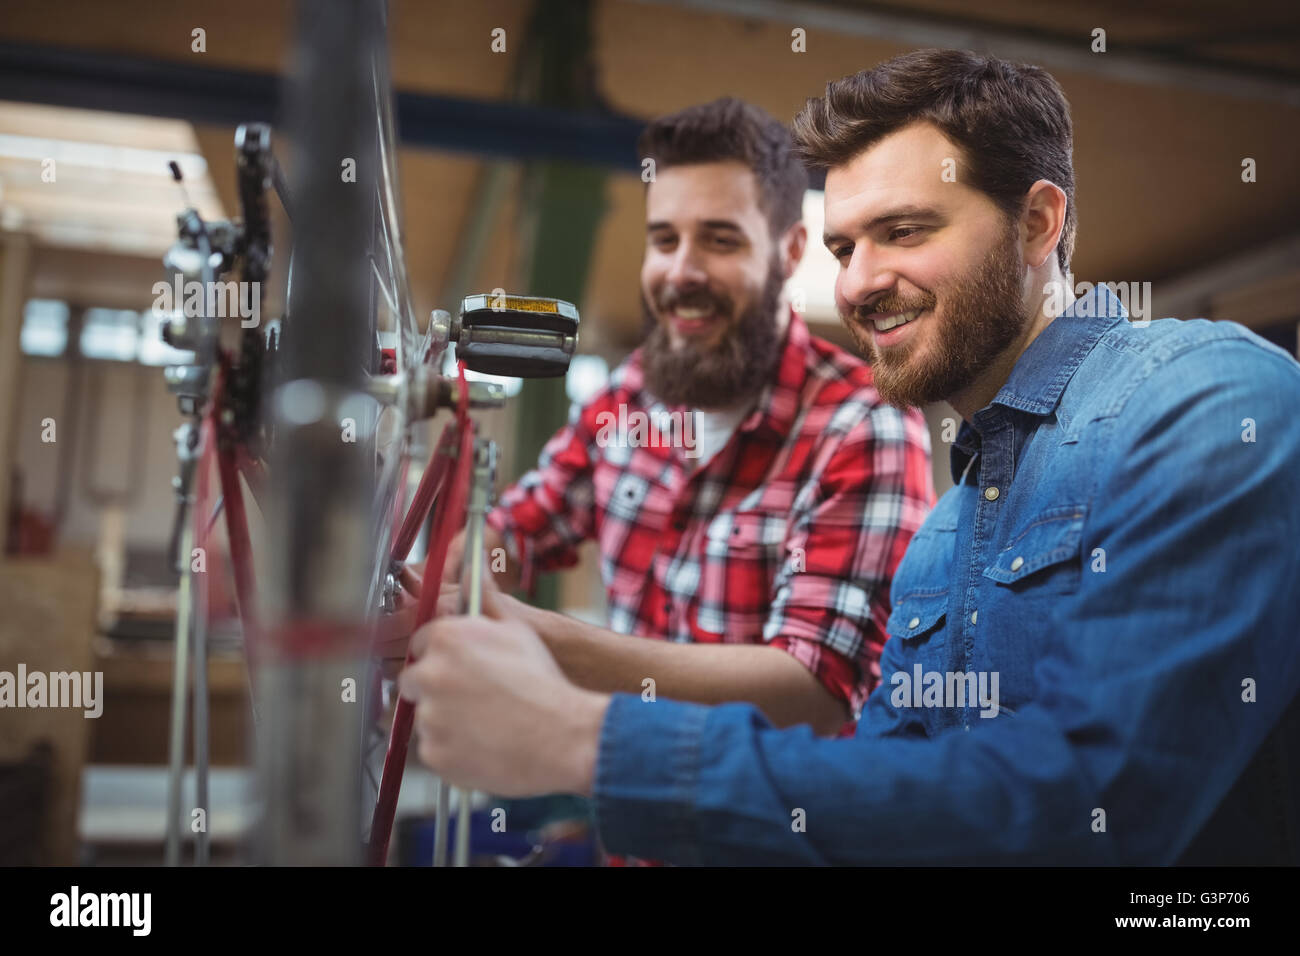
[{"left": 454, "top": 294, "right": 579, "bottom": 378}]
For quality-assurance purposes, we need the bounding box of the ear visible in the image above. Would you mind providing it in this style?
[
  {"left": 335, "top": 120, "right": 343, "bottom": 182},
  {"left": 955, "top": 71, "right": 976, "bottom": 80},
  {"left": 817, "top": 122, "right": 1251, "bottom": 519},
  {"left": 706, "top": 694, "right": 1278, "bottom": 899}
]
[
  {"left": 780, "top": 221, "right": 808, "bottom": 279},
  {"left": 1021, "top": 180, "right": 1068, "bottom": 270}
]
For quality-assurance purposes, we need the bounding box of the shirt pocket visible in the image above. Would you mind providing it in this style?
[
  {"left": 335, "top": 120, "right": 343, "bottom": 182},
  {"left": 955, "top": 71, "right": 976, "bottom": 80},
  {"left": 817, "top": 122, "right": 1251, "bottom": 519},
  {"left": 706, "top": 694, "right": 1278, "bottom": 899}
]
[
  {"left": 883, "top": 518, "right": 955, "bottom": 650},
  {"left": 885, "top": 588, "right": 948, "bottom": 645},
  {"left": 694, "top": 511, "right": 787, "bottom": 634},
  {"left": 704, "top": 510, "right": 787, "bottom": 559},
  {"left": 983, "top": 504, "right": 1087, "bottom": 593}
]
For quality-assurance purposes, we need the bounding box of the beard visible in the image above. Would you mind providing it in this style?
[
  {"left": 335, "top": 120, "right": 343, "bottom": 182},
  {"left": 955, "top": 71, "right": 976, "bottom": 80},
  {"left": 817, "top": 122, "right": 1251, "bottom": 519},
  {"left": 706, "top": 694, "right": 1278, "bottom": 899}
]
[
  {"left": 640, "top": 258, "right": 786, "bottom": 409},
  {"left": 843, "top": 218, "right": 1030, "bottom": 409}
]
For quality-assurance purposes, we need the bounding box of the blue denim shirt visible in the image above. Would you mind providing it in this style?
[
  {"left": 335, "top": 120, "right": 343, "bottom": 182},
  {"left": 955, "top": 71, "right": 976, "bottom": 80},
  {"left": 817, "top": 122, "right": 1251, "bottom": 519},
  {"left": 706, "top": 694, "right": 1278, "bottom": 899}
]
[{"left": 592, "top": 285, "right": 1300, "bottom": 864}]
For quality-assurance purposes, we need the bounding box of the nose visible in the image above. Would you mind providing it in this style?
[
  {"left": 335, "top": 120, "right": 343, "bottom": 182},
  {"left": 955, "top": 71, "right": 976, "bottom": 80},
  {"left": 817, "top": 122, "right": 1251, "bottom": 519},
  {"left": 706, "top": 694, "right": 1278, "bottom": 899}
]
[
  {"left": 837, "top": 246, "right": 896, "bottom": 314},
  {"left": 664, "top": 238, "right": 710, "bottom": 290}
]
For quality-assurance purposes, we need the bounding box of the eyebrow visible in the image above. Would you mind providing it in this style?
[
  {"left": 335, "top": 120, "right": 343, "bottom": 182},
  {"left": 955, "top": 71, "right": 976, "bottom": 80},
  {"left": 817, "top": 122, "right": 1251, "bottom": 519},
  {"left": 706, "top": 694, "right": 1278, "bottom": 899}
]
[
  {"left": 647, "top": 219, "right": 746, "bottom": 234},
  {"left": 823, "top": 204, "right": 944, "bottom": 246}
]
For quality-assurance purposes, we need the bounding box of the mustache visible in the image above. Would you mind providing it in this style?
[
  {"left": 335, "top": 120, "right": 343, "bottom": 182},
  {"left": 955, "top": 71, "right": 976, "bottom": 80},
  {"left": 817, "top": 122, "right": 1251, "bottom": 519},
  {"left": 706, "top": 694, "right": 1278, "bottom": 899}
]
[
  {"left": 847, "top": 296, "right": 934, "bottom": 322},
  {"left": 657, "top": 286, "right": 734, "bottom": 315}
]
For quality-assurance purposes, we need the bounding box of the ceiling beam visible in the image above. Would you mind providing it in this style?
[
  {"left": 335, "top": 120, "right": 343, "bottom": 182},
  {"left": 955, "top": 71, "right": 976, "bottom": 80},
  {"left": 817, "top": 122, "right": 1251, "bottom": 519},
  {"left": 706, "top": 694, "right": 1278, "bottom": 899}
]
[
  {"left": 1153, "top": 232, "right": 1300, "bottom": 325},
  {"left": 0, "top": 41, "right": 647, "bottom": 171},
  {"left": 636, "top": 0, "right": 1300, "bottom": 107}
]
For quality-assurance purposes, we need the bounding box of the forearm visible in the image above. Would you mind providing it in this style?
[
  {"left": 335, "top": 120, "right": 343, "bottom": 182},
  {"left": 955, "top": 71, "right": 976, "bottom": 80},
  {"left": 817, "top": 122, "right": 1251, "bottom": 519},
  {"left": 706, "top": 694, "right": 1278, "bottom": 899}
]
[
  {"left": 513, "top": 601, "right": 848, "bottom": 735},
  {"left": 594, "top": 693, "right": 1115, "bottom": 866}
]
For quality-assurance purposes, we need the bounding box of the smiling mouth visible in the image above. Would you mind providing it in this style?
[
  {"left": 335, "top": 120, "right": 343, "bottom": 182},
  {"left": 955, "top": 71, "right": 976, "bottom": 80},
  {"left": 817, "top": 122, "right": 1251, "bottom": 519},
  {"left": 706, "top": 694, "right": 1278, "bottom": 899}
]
[
  {"left": 868, "top": 309, "right": 922, "bottom": 332},
  {"left": 667, "top": 303, "right": 727, "bottom": 337}
]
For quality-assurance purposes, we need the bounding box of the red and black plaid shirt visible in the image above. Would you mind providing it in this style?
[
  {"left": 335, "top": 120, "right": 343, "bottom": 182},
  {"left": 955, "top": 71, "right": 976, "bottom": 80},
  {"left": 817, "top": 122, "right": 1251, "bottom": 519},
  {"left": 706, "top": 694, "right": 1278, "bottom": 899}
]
[{"left": 488, "top": 312, "right": 934, "bottom": 718}]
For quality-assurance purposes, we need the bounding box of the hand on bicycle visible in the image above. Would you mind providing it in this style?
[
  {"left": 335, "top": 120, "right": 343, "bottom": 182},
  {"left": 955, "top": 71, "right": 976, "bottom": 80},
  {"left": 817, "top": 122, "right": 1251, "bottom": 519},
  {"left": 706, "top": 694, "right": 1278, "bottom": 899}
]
[
  {"left": 398, "top": 612, "right": 607, "bottom": 797},
  {"left": 434, "top": 561, "right": 508, "bottom": 621},
  {"left": 373, "top": 544, "right": 507, "bottom": 674}
]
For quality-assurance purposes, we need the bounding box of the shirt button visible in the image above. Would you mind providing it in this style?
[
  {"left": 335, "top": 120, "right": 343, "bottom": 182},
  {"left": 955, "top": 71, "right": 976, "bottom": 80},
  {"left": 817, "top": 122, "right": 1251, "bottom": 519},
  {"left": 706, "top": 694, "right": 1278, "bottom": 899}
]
[
  {"left": 984, "top": 486, "right": 1000, "bottom": 501},
  {"left": 970, "top": 610, "right": 978, "bottom": 625},
  {"left": 908, "top": 617, "right": 920, "bottom": 629},
  {"left": 673, "top": 519, "right": 686, "bottom": 532},
  {"left": 663, "top": 602, "right": 672, "bottom": 614},
  {"left": 1010, "top": 556, "right": 1024, "bottom": 571}
]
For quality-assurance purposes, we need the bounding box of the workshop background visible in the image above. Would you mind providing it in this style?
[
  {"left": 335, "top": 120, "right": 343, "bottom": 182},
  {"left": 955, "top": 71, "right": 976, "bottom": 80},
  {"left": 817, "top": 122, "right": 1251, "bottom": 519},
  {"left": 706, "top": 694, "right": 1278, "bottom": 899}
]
[{"left": 0, "top": 0, "right": 1297, "bottom": 864}]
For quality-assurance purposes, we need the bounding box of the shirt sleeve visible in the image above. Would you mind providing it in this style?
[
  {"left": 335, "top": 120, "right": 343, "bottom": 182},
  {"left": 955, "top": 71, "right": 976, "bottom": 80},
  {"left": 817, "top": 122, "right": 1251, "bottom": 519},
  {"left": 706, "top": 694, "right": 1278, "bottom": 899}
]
[
  {"left": 487, "top": 393, "right": 603, "bottom": 575},
  {"left": 765, "top": 402, "right": 934, "bottom": 714},
  {"left": 593, "top": 340, "right": 1300, "bottom": 864}
]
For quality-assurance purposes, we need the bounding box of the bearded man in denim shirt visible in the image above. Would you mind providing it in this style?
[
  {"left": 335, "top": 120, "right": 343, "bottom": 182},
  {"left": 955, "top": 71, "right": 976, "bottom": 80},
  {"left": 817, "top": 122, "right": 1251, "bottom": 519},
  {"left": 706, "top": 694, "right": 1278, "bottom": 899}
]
[{"left": 400, "top": 49, "right": 1300, "bottom": 865}]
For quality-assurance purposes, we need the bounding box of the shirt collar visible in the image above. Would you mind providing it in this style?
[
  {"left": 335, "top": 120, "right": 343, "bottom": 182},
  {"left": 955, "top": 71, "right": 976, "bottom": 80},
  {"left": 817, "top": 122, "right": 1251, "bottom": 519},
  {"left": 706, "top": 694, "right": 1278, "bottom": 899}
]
[
  {"left": 987, "top": 283, "right": 1129, "bottom": 418},
  {"left": 950, "top": 284, "right": 1129, "bottom": 483}
]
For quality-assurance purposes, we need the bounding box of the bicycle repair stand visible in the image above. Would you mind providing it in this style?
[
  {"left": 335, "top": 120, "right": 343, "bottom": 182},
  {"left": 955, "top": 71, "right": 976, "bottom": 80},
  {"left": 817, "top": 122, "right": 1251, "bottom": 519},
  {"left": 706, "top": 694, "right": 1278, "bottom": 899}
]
[{"left": 435, "top": 436, "right": 497, "bottom": 868}]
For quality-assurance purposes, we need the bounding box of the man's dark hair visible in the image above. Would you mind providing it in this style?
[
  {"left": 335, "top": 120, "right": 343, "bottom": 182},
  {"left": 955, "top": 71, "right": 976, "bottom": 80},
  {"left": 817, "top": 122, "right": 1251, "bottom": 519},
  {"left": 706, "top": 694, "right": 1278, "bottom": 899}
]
[
  {"left": 637, "top": 97, "right": 808, "bottom": 238},
  {"left": 792, "top": 49, "right": 1076, "bottom": 274}
]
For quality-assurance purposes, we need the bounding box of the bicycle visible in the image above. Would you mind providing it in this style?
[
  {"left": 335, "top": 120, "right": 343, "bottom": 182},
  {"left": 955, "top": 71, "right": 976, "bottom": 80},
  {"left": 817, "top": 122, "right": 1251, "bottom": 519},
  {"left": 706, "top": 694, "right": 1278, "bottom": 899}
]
[{"left": 158, "top": 0, "right": 578, "bottom": 866}]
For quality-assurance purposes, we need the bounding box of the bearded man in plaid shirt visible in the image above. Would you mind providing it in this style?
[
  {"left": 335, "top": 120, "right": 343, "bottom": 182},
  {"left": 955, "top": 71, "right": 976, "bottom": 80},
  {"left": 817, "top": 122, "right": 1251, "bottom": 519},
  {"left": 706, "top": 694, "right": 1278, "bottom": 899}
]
[{"left": 439, "top": 98, "right": 933, "bottom": 742}]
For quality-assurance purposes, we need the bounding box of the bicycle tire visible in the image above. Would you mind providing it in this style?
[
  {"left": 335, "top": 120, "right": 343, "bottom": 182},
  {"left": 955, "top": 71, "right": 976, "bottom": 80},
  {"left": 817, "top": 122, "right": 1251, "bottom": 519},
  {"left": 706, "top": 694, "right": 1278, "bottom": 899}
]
[{"left": 257, "top": 0, "right": 420, "bottom": 866}]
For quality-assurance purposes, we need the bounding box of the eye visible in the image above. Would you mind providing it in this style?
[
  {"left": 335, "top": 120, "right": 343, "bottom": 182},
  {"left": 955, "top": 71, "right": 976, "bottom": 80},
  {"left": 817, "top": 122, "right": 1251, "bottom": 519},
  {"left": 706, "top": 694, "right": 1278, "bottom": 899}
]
[
  {"left": 889, "top": 226, "right": 923, "bottom": 241},
  {"left": 709, "top": 234, "right": 740, "bottom": 250},
  {"left": 832, "top": 245, "right": 853, "bottom": 262}
]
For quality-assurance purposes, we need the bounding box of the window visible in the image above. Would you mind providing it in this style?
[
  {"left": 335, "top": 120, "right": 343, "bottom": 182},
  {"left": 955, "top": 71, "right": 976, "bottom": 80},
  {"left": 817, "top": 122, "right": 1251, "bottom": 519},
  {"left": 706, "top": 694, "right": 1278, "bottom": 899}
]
[
  {"left": 786, "top": 189, "right": 841, "bottom": 324},
  {"left": 566, "top": 354, "right": 609, "bottom": 405},
  {"left": 19, "top": 298, "right": 69, "bottom": 356},
  {"left": 21, "top": 299, "right": 197, "bottom": 365},
  {"left": 80, "top": 308, "right": 141, "bottom": 361}
]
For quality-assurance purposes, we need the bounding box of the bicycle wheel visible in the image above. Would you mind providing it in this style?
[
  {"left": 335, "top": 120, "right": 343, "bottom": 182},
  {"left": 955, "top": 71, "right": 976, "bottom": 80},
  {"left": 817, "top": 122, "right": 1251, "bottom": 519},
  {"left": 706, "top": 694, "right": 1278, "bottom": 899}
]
[{"left": 256, "top": 0, "right": 424, "bottom": 865}]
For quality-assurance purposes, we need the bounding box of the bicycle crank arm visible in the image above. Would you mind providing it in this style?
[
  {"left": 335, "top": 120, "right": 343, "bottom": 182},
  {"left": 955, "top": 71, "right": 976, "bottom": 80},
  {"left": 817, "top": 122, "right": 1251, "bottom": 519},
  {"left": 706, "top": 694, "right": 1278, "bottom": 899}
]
[{"left": 364, "top": 368, "right": 506, "bottom": 420}]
